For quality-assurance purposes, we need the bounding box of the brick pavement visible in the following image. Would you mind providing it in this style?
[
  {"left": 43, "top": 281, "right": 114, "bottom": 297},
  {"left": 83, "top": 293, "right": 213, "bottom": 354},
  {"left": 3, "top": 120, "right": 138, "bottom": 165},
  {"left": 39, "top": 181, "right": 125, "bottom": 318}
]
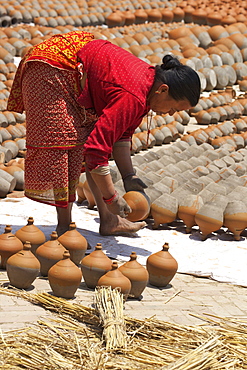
[{"left": 1, "top": 267, "right": 247, "bottom": 332}]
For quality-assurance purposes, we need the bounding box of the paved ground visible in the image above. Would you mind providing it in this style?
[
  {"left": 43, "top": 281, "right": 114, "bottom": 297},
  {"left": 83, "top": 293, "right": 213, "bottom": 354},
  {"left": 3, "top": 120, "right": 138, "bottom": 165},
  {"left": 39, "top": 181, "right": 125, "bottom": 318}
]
[
  {"left": 1, "top": 119, "right": 247, "bottom": 332},
  {"left": 1, "top": 267, "right": 247, "bottom": 332}
]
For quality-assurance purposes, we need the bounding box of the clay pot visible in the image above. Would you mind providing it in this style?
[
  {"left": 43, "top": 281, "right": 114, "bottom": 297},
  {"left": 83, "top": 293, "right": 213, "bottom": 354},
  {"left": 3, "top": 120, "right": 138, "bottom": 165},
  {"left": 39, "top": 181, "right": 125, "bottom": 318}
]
[
  {"left": 208, "top": 25, "right": 229, "bottom": 41},
  {"left": 123, "top": 191, "right": 150, "bottom": 222},
  {"left": 161, "top": 8, "right": 174, "bottom": 23},
  {"left": 97, "top": 261, "right": 131, "bottom": 296},
  {"left": 147, "top": 9, "right": 162, "bottom": 22},
  {"left": 178, "top": 194, "right": 204, "bottom": 233},
  {"left": 134, "top": 8, "right": 148, "bottom": 24},
  {"left": 224, "top": 201, "right": 247, "bottom": 241},
  {"left": 15, "top": 216, "right": 46, "bottom": 255},
  {"left": 81, "top": 243, "right": 112, "bottom": 289},
  {"left": 172, "top": 7, "right": 184, "bottom": 22},
  {"left": 195, "top": 202, "right": 224, "bottom": 240},
  {"left": 146, "top": 243, "right": 178, "bottom": 287},
  {"left": 58, "top": 222, "right": 88, "bottom": 265},
  {"left": 48, "top": 250, "right": 82, "bottom": 299},
  {"left": 106, "top": 10, "right": 123, "bottom": 28},
  {"left": 6, "top": 241, "right": 40, "bottom": 289},
  {"left": 183, "top": 5, "right": 195, "bottom": 23},
  {"left": 206, "top": 12, "right": 222, "bottom": 26},
  {"left": 0, "top": 225, "right": 23, "bottom": 269},
  {"left": 191, "top": 8, "right": 207, "bottom": 25},
  {"left": 3, "top": 165, "right": 24, "bottom": 191},
  {"left": 119, "top": 252, "right": 149, "bottom": 298},
  {"left": 123, "top": 9, "right": 135, "bottom": 25},
  {"left": 36, "top": 231, "right": 66, "bottom": 276},
  {"left": 151, "top": 194, "right": 178, "bottom": 229},
  {"left": 193, "top": 110, "right": 212, "bottom": 125}
]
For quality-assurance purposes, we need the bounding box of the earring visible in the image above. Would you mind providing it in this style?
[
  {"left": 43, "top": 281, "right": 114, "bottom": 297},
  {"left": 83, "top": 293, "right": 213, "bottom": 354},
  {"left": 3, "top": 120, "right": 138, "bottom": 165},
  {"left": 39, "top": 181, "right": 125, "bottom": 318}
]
[{"left": 155, "top": 91, "right": 161, "bottom": 94}]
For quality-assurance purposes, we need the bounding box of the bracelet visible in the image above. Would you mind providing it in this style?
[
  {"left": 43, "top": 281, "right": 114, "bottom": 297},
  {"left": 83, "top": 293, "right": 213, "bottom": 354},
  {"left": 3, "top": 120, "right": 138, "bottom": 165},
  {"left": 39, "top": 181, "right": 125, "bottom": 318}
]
[
  {"left": 122, "top": 172, "right": 135, "bottom": 181},
  {"left": 103, "top": 190, "right": 119, "bottom": 205}
]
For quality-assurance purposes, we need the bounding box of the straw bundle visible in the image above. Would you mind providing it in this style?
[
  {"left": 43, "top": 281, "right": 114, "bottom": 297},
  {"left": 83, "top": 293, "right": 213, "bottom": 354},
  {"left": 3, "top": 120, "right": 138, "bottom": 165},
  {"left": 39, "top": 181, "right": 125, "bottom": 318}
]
[
  {"left": 95, "top": 286, "right": 127, "bottom": 351},
  {"left": 0, "top": 287, "right": 247, "bottom": 369}
]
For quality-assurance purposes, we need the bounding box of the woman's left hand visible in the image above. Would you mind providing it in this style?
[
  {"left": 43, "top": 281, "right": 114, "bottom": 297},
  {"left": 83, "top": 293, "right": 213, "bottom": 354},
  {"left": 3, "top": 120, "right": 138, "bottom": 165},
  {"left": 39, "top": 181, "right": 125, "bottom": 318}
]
[
  {"left": 106, "top": 194, "right": 132, "bottom": 218},
  {"left": 123, "top": 174, "right": 148, "bottom": 193}
]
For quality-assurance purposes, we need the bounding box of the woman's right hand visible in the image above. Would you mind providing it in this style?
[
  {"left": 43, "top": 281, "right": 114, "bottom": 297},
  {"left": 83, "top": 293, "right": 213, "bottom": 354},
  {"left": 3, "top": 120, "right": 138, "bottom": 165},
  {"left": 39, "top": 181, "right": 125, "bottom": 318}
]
[{"left": 106, "top": 194, "right": 132, "bottom": 218}]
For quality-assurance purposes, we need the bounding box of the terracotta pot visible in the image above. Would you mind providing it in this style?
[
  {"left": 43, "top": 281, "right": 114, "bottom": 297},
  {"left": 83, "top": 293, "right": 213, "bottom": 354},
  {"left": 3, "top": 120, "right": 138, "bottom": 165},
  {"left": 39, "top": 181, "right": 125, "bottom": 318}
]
[
  {"left": 3, "top": 165, "right": 24, "bottom": 191},
  {"left": 123, "top": 191, "right": 150, "bottom": 222},
  {"left": 58, "top": 222, "right": 88, "bottom": 265},
  {"left": 106, "top": 10, "right": 123, "bottom": 27},
  {"left": 208, "top": 25, "right": 229, "bottom": 41},
  {"left": 223, "top": 201, "right": 247, "bottom": 240},
  {"left": 147, "top": 8, "right": 162, "bottom": 22},
  {"left": 119, "top": 252, "right": 149, "bottom": 298},
  {"left": 146, "top": 243, "right": 178, "bottom": 287},
  {"left": 6, "top": 241, "right": 40, "bottom": 289},
  {"left": 151, "top": 194, "right": 178, "bottom": 229},
  {"left": 81, "top": 243, "right": 112, "bottom": 289},
  {"left": 48, "top": 250, "right": 82, "bottom": 299},
  {"left": 178, "top": 195, "right": 204, "bottom": 233},
  {"left": 97, "top": 261, "right": 131, "bottom": 296},
  {"left": 134, "top": 8, "right": 148, "bottom": 24},
  {"left": 0, "top": 225, "right": 23, "bottom": 269},
  {"left": 172, "top": 7, "right": 184, "bottom": 22},
  {"left": 36, "top": 231, "right": 66, "bottom": 276},
  {"left": 15, "top": 216, "right": 46, "bottom": 255},
  {"left": 161, "top": 8, "right": 174, "bottom": 23},
  {"left": 195, "top": 202, "right": 224, "bottom": 240},
  {"left": 192, "top": 8, "right": 207, "bottom": 25}
]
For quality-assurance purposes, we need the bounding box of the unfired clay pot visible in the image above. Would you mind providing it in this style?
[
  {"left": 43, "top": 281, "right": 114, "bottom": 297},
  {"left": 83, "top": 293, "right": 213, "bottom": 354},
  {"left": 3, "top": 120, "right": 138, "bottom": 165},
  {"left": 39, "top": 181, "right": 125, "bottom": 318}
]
[
  {"left": 6, "top": 241, "right": 40, "bottom": 289},
  {"left": 178, "top": 195, "right": 204, "bottom": 233},
  {"left": 119, "top": 252, "right": 149, "bottom": 298},
  {"left": 15, "top": 216, "right": 46, "bottom": 255},
  {"left": 195, "top": 202, "right": 224, "bottom": 240},
  {"left": 0, "top": 225, "right": 23, "bottom": 269},
  {"left": 97, "top": 261, "right": 131, "bottom": 296},
  {"left": 146, "top": 243, "right": 178, "bottom": 287},
  {"left": 48, "top": 250, "right": 82, "bottom": 299},
  {"left": 58, "top": 222, "right": 88, "bottom": 265},
  {"left": 223, "top": 201, "right": 247, "bottom": 241},
  {"left": 81, "top": 243, "right": 112, "bottom": 289},
  {"left": 36, "top": 231, "right": 66, "bottom": 276},
  {"left": 151, "top": 194, "right": 178, "bottom": 229},
  {"left": 123, "top": 191, "right": 150, "bottom": 222}
]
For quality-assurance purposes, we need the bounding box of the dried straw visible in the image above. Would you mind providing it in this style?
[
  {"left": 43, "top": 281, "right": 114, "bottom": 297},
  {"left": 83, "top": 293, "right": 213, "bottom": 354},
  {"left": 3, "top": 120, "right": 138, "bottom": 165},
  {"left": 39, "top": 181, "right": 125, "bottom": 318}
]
[
  {"left": 94, "top": 286, "right": 127, "bottom": 351},
  {"left": 0, "top": 287, "right": 247, "bottom": 369}
]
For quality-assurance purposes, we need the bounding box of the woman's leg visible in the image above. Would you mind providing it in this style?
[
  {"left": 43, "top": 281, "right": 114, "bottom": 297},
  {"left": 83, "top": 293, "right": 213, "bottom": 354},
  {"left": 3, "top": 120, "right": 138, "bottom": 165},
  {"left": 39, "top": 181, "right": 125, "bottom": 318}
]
[
  {"left": 56, "top": 203, "right": 73, "bottom": 236},
  {"left": 86, "top": 170, "right": 146, "bottom": 235}
]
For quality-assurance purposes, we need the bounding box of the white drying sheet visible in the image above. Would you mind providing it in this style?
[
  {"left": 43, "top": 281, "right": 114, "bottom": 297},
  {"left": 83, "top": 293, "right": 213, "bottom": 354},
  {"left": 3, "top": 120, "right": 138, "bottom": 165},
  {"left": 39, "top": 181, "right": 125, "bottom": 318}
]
[{"left": 1, "top": 196, "right": 247, "bottom": 287}]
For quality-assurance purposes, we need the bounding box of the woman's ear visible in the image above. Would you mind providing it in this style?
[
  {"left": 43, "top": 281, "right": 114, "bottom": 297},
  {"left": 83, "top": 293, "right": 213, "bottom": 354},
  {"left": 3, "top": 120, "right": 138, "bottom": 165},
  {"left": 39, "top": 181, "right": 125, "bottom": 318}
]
[
  {"left": 156, "top": 84, "right": 169, "bottom": 94},
  {"left": 160, "top": 84, "right": 169, "bottom": 93}
]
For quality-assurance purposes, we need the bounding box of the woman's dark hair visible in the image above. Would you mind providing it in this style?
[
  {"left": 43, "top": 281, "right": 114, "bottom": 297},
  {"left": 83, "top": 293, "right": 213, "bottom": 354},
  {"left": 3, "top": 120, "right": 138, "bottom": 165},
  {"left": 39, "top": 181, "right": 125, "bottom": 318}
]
[{"left": 155, "top": 54, "right": 201, "bottom": 107}]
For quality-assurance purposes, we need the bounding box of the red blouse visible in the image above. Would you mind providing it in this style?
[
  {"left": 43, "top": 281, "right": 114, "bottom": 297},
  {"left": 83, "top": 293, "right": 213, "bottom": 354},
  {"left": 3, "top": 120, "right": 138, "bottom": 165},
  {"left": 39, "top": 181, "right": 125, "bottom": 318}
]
[
  {"left": 77, "top": 39, "right": 155, "bottom": 171},
  {"left": 8, "top": 32, "right": 155, "bottom": 171}
]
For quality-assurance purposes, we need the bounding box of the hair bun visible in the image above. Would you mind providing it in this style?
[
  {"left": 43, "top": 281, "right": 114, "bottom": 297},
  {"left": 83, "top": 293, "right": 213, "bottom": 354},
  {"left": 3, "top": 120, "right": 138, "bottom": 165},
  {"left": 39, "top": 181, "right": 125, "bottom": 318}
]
[{"left": 161, "top": 54, "right": 182, "bottom": 70}]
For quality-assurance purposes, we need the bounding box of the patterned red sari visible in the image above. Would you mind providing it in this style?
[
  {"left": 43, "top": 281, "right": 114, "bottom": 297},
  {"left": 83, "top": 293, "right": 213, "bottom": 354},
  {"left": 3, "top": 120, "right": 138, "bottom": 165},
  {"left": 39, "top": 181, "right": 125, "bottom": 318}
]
[{"left": 8, "top": 31, "right": 98, "bottom": 207}]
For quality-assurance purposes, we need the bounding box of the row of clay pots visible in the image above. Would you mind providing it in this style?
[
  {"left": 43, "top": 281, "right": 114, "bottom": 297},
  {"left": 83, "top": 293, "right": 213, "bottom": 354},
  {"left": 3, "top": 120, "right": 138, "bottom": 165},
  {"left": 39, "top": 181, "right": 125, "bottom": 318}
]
[
  {"left": 2, "top": 22, "right": 247, "bottom": 96},
  {"left": 191, "top": 90, "right": 247, "bottom": 122},
  {"left": 0, "top": 218, "right": 178, "bottom": 297},
  {"left": 92, "top": 139, "right": 247, "bottom": 241},
  {"left": 0, "top": 161, "right": 24, "bottom": 195},
  {"left": 141, "top": 141, "right": 247, "bottom": 240},
  {"left": 1, "top": 0, "right": 246, "bottom": 28}
]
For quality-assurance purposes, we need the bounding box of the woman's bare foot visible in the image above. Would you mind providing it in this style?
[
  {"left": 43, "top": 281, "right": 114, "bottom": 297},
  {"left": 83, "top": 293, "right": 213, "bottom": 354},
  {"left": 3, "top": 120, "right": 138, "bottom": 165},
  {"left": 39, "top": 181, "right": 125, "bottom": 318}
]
[{"left": 99, "top": 214, "right": 147, "bottom": 236}]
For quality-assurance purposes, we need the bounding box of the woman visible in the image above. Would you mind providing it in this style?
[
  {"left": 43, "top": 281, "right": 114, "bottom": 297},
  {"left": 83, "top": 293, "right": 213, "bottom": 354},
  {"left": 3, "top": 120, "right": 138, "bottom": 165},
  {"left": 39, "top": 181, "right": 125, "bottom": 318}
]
[{"left": 7, "top": 31, "right": 200, "bottom": 236}]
